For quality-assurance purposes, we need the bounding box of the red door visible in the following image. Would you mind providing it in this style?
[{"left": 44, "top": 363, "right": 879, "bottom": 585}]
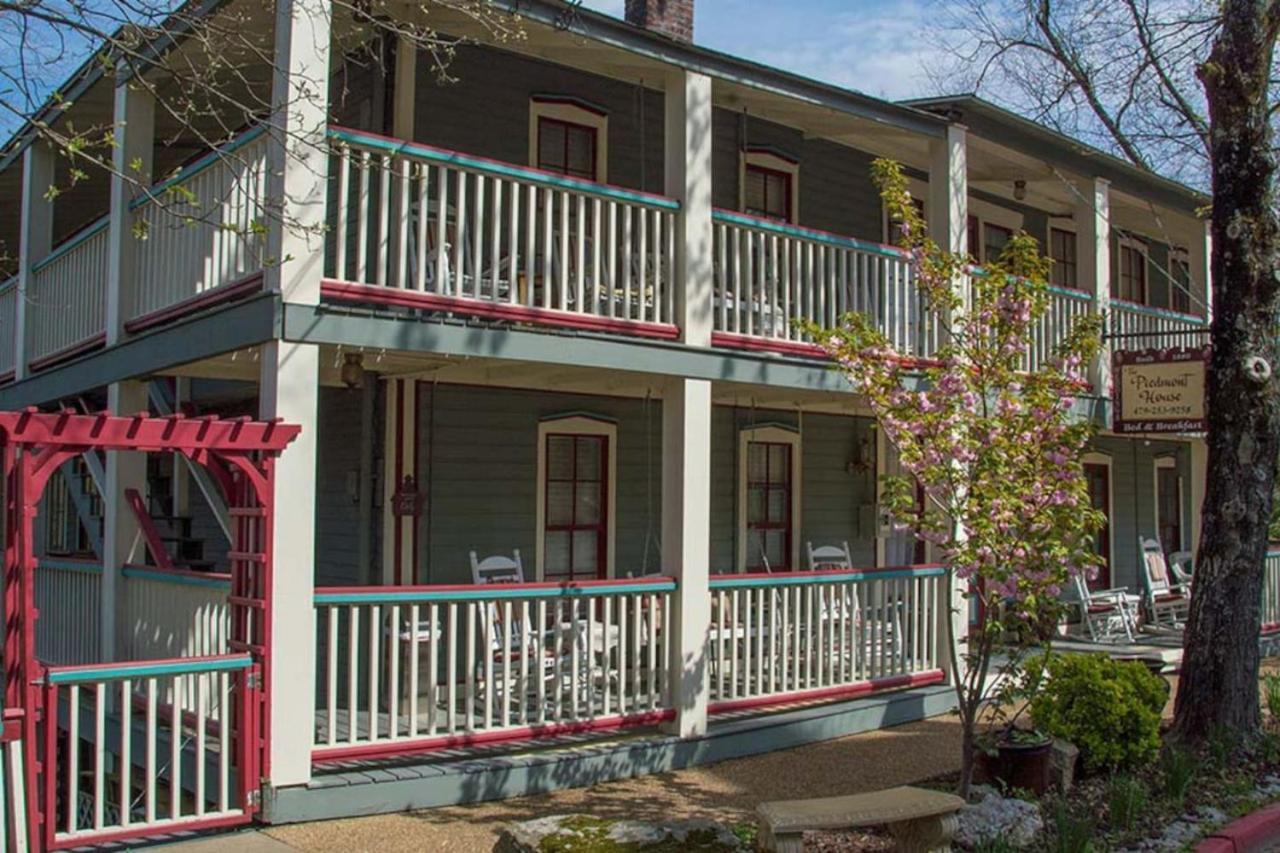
[
  {"left": 746, "top": 442, "right": 793, "bottom": 572},
  {"left": 544, "top": 434, "right": 608, "bottom": 581}
]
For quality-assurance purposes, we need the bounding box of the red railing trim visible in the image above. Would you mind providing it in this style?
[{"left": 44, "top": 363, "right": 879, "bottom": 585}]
[
  {"left": 123, "top": 272, "right": 263, "bottom": 334},
  {"left": 26, "top": 332, "right": 107, "bottom": 372},
  {"left": 707, "top": 670, "right": 946, "bottom": 715}
]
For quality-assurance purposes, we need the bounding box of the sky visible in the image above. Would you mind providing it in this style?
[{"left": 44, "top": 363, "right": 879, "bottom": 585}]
[{"left": 580, "top": 0, "right": 947, "bottom": 101}]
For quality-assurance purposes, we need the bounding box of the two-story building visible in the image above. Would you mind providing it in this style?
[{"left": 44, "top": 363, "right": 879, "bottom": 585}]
[{"left": 0, "top": 0, "right": 1223, "bottom": 847}]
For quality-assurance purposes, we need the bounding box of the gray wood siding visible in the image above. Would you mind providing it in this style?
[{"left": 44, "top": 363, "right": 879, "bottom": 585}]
[{"left": 1089, "top": 435, "right": 1191, "bottom": 591}]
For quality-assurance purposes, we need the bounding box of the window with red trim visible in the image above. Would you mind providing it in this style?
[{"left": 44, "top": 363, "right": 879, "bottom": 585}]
[
  {"left": 543, "top": 433, "right": 608, "bottom": 581},
  {"left": 983, "top": 223, "right": 1014, "bottom": 264},
  {"left": 744, "top": 164, "right": 793, "bottom": 223},
  {"left": 1050, "top": 228, "right": 1079, "bottom": 289},
  {"left": 746, "top": 442, "right": 793, "bottom": 571},
  {"left": 1084, "top": 462, "right": 1111, "bottom": 589},
  {"left": 536, "top": 117, "right": 598, "bottom": 181},
  {"left": 1115, "top": 243, "right": 1148, "bottom": 304}
]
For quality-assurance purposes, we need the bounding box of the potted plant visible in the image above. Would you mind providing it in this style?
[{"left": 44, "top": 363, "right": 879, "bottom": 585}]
[{"left": 977, "top": 652, "right": 1055, "bottom": 794}]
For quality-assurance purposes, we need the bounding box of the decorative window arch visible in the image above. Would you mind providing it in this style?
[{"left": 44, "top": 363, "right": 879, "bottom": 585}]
[
  {"left": 535, "top": 413, "right": 618, "bottom": 581},
  {"left": 529, "top": 95, "right": 609, "bottom": 182},
  {"left": 737, "top": 424, "right": 802, "bottom": 572}
]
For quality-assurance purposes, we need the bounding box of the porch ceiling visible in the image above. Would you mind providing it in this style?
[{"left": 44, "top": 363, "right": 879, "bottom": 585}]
[{"left": 165, "top": 344, "right": 874, "bottom": 415}]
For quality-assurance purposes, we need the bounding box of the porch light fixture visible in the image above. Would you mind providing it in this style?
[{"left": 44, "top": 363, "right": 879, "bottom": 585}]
[
  {"left": 341, "top": 352, "right": 365, "bottom": 389},
  {"left": 1013, "top": 179, "right": 1027, "bottom": 201}
]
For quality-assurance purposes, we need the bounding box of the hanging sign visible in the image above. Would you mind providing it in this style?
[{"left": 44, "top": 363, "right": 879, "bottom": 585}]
[
  {"left": 1113, "top": 346, "right": 1209, "bottom": 434},
  {"left": 391, "top": 475, "right": 424, "bottom": 517}
]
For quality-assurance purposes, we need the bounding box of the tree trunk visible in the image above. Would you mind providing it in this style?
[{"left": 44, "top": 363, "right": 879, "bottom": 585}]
[{"left": 1172, "top": 0, "right": 1280, "bottom": 744}]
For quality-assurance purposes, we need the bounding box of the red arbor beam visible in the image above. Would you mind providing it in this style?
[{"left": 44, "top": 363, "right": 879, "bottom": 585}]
[{"left": 0, "top": 410, "right": 301, "bottom": 454}]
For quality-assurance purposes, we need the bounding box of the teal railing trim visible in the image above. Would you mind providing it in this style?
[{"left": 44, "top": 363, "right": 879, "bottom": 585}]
[
  {"left": 1047, "top": 285, "right": 1094, "bottom": 302},
  {"left": 315, "top": 580, "right": 678, "bottom": 605},
  {"left": 711, "top": 208, "right": 909, "bottom": 261},
  {"left": 129, "top": 124, "right": 268, "bottom": 213},
  {"left": 37, "top": 558, "right": 104, "bottom": 575},
  {"left": 709, "top": 567, "right": 948, "bottom": 590},
  {"left": 47, "top": 653, "right": 253, "bottom": 684},
  {"left": 30, "top": 218, "right": 109, "bottom": 275},
  {"left": 122, "top": 565, "right": 232, "bottom": 589},
  {"left": 328, "top": 126, "right": 681, "bottom": 212},
  {"left": 1110, "top": 299, "right": 1209, "bottom": 327}
]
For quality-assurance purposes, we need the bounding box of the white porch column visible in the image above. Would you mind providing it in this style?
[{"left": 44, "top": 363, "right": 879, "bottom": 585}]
[
  {"left": 1189, "top": 218, "right": 1212, "bottom": 325},
  {"left": 661, "top": 377, "right": 712, "bottom": 737},
  {"left": 105, "top": 77, "right": 155, "bottom": 344},
  {"left": 381, "top": 378, "right": 419, "bottom": 585},
  {"left": 263, "top": 0, "right": 332, "bottom": 305},
  {"left": 259, "top": 340, "right": 319, "bottom": 788},
  {"left": 392, "top": 33, "right": 417, "bottom": 140},
  {"left": 665, "top": 69, "right": 714, "bottom": 347},
  {"left": 101, "top": 380, "right": 149, "bottom": 661},
  {"left": 16, "top": 143, "right": 54, "bottom": 380},
  {"left": 927, "top": 124, "right": 968, "bottom": 261},
  {"left": 927, "top": 125, "right": 968, "bottom": 686},
  {"left": 1077, "top": 177, "right": 1112, "bottom": 393}
]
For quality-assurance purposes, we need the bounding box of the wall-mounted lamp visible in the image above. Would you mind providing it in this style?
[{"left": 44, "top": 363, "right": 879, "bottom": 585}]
[
  {"left": 341, "top": 352, "right": 365, "bottom": 389},
  {"left": 1013, "top": 179, "right": 1027, "bottom": 202}
]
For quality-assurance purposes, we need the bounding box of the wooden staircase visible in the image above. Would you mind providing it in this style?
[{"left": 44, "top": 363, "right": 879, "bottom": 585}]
[{"left": 142, "top": 455, "right": 215, "bottom": 572}]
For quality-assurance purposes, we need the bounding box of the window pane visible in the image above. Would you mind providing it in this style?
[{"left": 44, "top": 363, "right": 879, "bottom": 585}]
[
  {"left": 538, "top": 120, "right": 567, "bottom": 173},
  {"left": 547, "top": 482, "right": 574, "bottom": 525},
  {"left": 984, "top": 224, "right": 1012, "bottom": 263},
  {"left": 747, "top": 529, "right": 766, "bottom": 568},
  {"left": 545, "top": 531, "right": 571, "bottom": 574},
  {"left": 768, "top": 444, "right": 790, "bottom": 482},
  {"left": 744, "top": 169, "right": 767, "bottom": 214},
  {"left": 748, "top": 486, "right": 766, "bottom": 524},
  {"left": 576, "top": 436, "right": 602, "bottom": 480},
  {"left": 575, "top": 481, "right": 602, "bottom": 524},
  {"left": 767, "top": 487, "right": 787, "bottom": 524},
  {"left": 572, "top": 531, "right": 599, "bottom": 574},
  {"left": 566, "top": 126, "right": 595, "bottom": 179},
  {"left": 765, "top": 530, "right": 787, "bottom": 568},
  {"left": 748, "top": 443, "right": 767, "bottom": 482},
  {"left": 547, "top": 436, "right": 574, "bottom": 479}
]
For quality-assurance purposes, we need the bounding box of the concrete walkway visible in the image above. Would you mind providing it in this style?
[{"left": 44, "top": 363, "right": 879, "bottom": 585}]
[{"left": 158, "top": 831, "right": 300, "bottom": 851}]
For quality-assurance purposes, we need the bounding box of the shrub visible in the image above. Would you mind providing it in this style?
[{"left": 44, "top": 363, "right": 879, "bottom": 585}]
[
  {"left": 1107, "top": 775, "right": 1148, "bottom": 831},
  {"left": 1263, "top": 673, "right": 1280, "bottom": 722},
  {"left": 1029, "top": 653, "right": 1166, "bottom": 773}
]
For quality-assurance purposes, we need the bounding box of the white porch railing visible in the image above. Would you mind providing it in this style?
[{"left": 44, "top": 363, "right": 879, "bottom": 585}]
[
  {"left": 41, "top": 654, "right": 256, "bottom": 849},
  {"left": 311, "top": 576, "right": 675, "bottom": 760},
  {"left": 1109, "top": 299, "right": 1208, "bottom": 353},
  {"left": 0, "top": 277, "right": 17, "bottom": 377},
  {"left": 706, "top": 565, "right": 947, "bottom": 712},
  {"left": 1025, "top": 286, "right": 1095, "bottom": 373},
  {"left": 325, "top": 127, "right": 680, "bottom": 333},
  {"left": 1264, "top": 548, "right": 1280, "bottom": 632},
  {"left": 131, "top": 126, "right": 269, "bottom": 323},
  {"left": 27, "top": 220, "right": 108, "bottom": 365},
  {"left": 711, "top": 210, "right": 938, "bottom": 359},
  {"left": 119, "top": 566, "right": 231, "bottom": 704},
  {"left": 35, "top": 559, "right": 103, "bottom": 666}
]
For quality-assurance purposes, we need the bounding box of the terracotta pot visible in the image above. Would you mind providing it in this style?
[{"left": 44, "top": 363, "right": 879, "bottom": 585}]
[{"left": 978, "top": 736, "right": 1053, "bottom": 795}]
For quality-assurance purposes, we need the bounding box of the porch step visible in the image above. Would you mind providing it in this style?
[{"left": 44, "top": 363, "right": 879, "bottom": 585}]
[{"left": 263, "top": 683, "right": 956, "bottom": 825}]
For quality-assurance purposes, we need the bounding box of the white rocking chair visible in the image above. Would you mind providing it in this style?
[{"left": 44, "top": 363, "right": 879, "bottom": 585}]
[
  {"left": 1073, "top": 574, "right": 1140, "bottom": 643},
  {"left": 1140, "top": 538, "right": 1191, "bottom": 630}
]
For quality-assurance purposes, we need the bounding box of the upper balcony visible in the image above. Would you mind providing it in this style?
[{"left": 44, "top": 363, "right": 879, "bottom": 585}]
[{"left": 0, "top": 2, "right": 1210, "bottom": 402}]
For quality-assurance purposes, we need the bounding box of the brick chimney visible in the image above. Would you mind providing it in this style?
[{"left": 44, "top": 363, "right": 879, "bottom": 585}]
[{"left": 625, "top": 0, "right": 694, "bottom": 43}]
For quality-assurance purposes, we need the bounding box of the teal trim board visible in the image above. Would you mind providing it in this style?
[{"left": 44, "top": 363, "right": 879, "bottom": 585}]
[{"left": 47, "top": 654, "right": 253, "bottom": 685}]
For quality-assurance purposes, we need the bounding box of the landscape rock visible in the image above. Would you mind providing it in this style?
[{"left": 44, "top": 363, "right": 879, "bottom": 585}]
[
  {"left": 494, "top": 813, "right": 745, "bottom": 852},
  {"left": 1049, "top": 740, "right": 1079, "bottom": 792},
  {"left": 955, "top": 785, "right": 1044, "bottom": 849}
]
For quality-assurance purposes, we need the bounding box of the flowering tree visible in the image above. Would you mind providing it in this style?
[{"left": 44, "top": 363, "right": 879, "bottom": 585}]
[{"left": 806, "top": 160, "right": 1105, "bottom": 797}]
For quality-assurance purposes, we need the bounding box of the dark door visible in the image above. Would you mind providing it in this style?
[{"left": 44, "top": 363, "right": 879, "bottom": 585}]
[
  {"left": 1157, "top": 466, "right": 1183, "bottom": 555},
  {"left": 1084, "top": 462, "right": 1112, "bottom": 589}
]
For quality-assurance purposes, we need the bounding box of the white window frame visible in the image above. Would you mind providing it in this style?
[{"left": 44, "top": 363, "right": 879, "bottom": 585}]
[
  {"left": 529, "top": 96, "right": 609, "bottom": 183},
  {"left": 737, "top": 424, "right": 802, "bottom": 573},
  {"left": 535, "top": 414, "right": 618, "bottom": 581},
  {"left": 891, "top": 179, "right": 1023, "bottom": 259},
  {"left": 1083, "top": 451, "right": 1116, "bottom": 587},
  {"left": 1154, "top": 456, "right": 1185, "bottom": 552},
  {"left": 740, "top": 148, "right": 800, "bottom": 224}
]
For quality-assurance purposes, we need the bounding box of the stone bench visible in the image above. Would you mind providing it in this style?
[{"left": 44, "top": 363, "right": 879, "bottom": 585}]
[{"left": 756, "top": 785, "right": 966, "bottom": 852}]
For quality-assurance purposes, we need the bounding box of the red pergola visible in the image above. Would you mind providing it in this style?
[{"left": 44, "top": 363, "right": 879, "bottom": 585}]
[{"left": 0, "top": 408, "right": 300, "bottom": 839}]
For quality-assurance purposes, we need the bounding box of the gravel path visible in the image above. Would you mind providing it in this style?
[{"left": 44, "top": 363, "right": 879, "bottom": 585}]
[{"left": 265, "top": 716, "right": 963, "bottom": 852}]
